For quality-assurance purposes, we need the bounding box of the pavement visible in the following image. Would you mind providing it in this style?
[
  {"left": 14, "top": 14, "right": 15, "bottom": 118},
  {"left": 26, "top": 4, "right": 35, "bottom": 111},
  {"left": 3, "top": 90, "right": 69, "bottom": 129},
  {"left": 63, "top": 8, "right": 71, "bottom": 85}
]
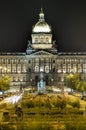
[{"left": 0, "top": 93, "right": 22, "bottom": 105}]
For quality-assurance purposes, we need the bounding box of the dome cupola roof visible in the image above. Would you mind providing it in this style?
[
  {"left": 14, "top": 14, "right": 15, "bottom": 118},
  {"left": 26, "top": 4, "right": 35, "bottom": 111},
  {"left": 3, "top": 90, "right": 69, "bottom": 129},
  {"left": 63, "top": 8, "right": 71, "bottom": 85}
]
[{"left": 32, "top": 8, "right": 51, "bottom": 33}]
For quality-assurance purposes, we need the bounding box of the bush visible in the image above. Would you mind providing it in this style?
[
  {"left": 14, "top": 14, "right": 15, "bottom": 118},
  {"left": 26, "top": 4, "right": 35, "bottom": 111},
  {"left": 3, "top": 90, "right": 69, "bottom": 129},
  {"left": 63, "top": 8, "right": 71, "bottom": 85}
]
[
  {"left": 65, "top": 121, "right": 86, "bottom": 130},
  {"left": 27, "top": 100, "right": 35, "bottom": 108},
  {"left": 59, "top": 99, "right": 67, "bottom": 110},
  {"left": 65, "top": 122, "right": 77, "bottom": 130},
  {"left": 0, "top": 103, "right": 6, "bottom": 109},
  {"left": 54, "top": 99, "right": 67, "bottom": 110},
  {"left": 44, "top": 100, "right": 52, "bottom": 109},
  {"left": 0, "top": 122, "right": 16, "bottom": 130},
  {"left": 71, "top": 100, "right": 80, "bottom": 109},
  {"left": 3, "top": 110, "right": 10, "bottom": 122}
]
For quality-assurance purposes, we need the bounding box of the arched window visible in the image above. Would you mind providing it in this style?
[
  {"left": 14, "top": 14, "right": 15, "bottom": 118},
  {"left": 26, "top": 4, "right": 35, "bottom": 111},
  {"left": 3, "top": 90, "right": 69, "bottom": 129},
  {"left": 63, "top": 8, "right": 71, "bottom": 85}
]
[
  {"left": 45, "top": 66, "right": 49, "bottom": 73},
  {"left": 40, "top": 37, "right": 43, "bottom": 43}
]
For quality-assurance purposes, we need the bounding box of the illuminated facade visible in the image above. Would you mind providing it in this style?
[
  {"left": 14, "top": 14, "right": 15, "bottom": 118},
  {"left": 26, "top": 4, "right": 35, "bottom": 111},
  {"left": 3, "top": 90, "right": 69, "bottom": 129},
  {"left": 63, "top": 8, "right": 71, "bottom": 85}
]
[{"left": 0, "top": 8, "right": 86, "bottom": 88}]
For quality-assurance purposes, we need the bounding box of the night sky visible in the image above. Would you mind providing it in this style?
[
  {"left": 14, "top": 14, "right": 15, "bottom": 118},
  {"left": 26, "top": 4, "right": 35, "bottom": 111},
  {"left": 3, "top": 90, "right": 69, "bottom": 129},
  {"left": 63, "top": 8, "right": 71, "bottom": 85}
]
[{"left": 0, "top": 0, "right": 86, "bottom": 52}]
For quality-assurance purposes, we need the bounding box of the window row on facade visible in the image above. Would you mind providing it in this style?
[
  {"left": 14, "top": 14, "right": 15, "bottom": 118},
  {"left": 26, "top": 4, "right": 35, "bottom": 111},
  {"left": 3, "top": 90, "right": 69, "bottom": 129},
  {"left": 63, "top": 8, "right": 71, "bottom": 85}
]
[
  {"left": 57, "top": 58, "right": 86, "bottom": 64},
  {"left": 0, "top": 65, "right": 26, "bottom": 73},
  {"left": 33, "top": 63, "right": 86, "bottom": 73},
  {"left": 12, "top": 76, "right": 26, "bottom": 82},
  {"left": 1, "top": 58, "right": 86, "bottom": 64},
  {"left": 0, "top": 58, "right": 26, "bottom": 64}
]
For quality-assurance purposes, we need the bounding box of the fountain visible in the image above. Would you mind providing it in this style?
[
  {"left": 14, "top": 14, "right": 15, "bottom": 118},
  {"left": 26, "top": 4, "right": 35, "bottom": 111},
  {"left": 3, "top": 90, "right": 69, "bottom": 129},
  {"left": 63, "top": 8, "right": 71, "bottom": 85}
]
[{"left": 37, "top": 72, "right": 46, "bottom": 93}]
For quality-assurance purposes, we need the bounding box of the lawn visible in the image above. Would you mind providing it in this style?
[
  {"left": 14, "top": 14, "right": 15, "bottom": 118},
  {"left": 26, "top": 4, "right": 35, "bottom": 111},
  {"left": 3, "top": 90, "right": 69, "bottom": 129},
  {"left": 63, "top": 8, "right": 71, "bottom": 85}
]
[{"left": 0, "top": 93, "right": 86, "bottom": 130}]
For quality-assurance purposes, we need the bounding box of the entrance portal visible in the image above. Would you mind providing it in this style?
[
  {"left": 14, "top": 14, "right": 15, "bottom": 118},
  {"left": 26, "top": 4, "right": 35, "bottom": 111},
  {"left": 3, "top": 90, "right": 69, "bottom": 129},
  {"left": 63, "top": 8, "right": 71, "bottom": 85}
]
[{"left": 35, "top": 75, "right": 38, "bottom": 86}]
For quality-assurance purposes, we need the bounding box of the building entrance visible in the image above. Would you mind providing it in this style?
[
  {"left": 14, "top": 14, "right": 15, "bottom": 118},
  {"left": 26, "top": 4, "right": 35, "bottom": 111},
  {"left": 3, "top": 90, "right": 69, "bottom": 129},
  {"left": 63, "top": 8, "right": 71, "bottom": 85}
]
[{"left": 45, "top": 75, "right": 49, "bottom": 85}]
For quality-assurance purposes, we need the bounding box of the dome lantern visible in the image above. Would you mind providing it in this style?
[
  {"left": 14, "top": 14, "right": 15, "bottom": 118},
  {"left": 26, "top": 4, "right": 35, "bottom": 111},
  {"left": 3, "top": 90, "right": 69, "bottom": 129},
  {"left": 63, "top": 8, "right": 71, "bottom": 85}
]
[{"left": 39, "top": 8, "right": 45, "bottom": 22}]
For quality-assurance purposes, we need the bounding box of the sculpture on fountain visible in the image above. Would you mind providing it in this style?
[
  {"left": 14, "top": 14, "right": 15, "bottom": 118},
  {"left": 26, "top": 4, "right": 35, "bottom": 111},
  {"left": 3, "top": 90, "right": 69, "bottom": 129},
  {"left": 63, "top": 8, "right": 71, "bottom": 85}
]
[{"left": 37, "top": 72, "right": 46, "bottom": 93}]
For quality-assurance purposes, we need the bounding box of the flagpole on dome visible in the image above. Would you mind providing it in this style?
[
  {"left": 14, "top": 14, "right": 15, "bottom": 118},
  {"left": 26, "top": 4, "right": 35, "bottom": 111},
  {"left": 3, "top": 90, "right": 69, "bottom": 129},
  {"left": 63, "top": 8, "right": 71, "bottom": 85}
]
[{"left": 41, "top": 0, "right": 43, "bottom": 9}]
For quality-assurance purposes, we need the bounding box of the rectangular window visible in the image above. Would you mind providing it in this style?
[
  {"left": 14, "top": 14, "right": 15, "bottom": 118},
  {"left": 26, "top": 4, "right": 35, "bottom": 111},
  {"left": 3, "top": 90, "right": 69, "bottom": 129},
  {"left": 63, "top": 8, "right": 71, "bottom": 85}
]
[
  {"left": 63, "top": 64, "right": 66, "bottom": 73},
  {"left": 78, "top": 64, "right": 82, "bottom": 72},
  {"left": 57, "top": 64, "right": 62, "bottom": 73},
  {"left": 68, "top": 64, "right": 71, "bottom": 73},
  {"left": 8, "top": 59, "right": 11, "bottom": 64},
  {"left": 12, "top": 65, "right": 16, "bottom": 73},
  {"left": 73, "top": 64, "right": 77, "bottom": 73}
]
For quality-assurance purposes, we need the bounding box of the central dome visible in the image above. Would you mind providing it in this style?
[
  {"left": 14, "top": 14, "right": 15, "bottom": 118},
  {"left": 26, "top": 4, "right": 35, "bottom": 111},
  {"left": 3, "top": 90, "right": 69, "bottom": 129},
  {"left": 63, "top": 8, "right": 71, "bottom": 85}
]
[{"left": 32, "top": 8, "right": 51, "bottom": 33}]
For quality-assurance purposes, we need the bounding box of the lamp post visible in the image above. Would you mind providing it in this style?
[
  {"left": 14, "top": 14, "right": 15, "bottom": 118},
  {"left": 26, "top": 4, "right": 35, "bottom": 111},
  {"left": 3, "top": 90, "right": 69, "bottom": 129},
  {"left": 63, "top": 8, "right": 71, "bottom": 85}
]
[
  {"left": 30, "top": 78, "right": 32, "bottom": 86},
  {"left": 30, "top": 78, "right": 33, "bottom": 93},
  {"left": 61, "top": 74, "right": 64, "bottom": 95},
  {"left": 51, "top": 78, "right": 54, "bottom": 86}
]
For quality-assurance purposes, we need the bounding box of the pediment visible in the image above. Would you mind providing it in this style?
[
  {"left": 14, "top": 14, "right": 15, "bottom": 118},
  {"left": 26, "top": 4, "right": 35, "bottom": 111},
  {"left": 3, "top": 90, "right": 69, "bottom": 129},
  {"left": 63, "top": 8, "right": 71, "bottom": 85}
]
[{"left": 30, "top": 50, "right": 54, "bottom": 56}]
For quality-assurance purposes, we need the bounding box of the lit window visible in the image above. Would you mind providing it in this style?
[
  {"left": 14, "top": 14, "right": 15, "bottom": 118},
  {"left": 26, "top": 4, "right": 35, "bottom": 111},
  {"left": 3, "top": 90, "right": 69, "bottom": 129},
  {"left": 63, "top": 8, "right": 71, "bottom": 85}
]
[
  {"left": 46, "top": 37, "right": 49, "bottom": 43},
  {"left": 35, "top": 66, "right": 39, "bottom": 72},
  {"left": 45, "top": 66, "right": 49, "bottom": 73},
  {"left": 35, "top": 38, "right": 38, "bottom": 43},
  {"left": 12, "top": 59, "right": 16, "bottom": 64},
  {"left": 68, "top": 64, "right": 71, "bottom": 73},
  {"left": 18, "top": 59, "right": 20, "bottom": 64},
  {"left": 63, "top": 64, "right": 66, "bottom": 73},
  {"left": 2, "top": 59, "right": 5, "bottom": 64},
  {"left": 23, "top": 77, "right": 26, "bottom": 81},
  {"left": 40, "top": 37, "right": 43, "bottom": 43},
  {"left": 8, "top": 59, "right": 11, "bottom": 64}
]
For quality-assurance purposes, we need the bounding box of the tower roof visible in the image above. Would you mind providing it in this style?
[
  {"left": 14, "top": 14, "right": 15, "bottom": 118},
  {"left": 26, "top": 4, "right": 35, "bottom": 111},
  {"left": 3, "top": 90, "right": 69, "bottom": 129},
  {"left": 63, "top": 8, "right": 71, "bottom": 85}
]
[{"left": 32, "top": 8, "right": 51, "bottom": 33}]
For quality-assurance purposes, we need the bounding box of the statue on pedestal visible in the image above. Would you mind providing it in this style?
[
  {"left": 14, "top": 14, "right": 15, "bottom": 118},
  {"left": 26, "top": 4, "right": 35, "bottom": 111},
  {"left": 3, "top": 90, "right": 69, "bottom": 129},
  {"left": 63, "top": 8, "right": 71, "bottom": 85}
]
[{"left": 37, "top": 72, "right": 45, "bottom": 93}]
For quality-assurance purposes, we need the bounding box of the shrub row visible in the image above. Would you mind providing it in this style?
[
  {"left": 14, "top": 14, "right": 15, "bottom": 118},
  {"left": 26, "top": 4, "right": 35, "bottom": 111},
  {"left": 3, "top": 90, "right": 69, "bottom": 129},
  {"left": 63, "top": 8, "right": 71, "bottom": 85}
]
[{"left": 21, "top": 95, "right": 67, "bottom": 110}]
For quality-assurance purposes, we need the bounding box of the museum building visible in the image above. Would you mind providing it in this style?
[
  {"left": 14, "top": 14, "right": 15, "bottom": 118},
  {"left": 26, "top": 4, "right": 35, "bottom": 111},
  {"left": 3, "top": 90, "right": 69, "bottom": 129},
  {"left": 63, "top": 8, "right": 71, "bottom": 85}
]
[{"left": 0, "top": 8, "right": 86, "bottom": 88}]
